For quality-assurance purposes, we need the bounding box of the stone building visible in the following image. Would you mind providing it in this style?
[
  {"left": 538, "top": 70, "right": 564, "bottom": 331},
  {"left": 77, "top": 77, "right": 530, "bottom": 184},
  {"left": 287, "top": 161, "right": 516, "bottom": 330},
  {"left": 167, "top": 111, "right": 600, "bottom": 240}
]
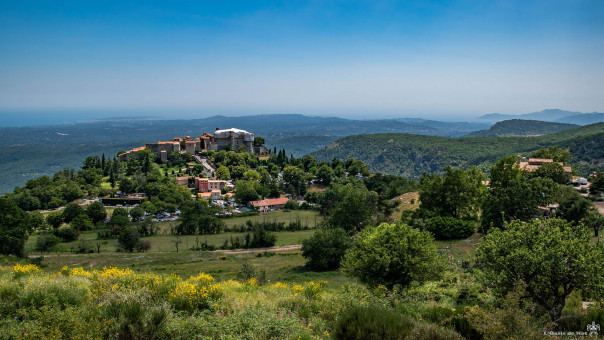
[
  {"left": 210, "top": 128, "right": 254, "bottom": 153},
  {"left": 144, "top": 141, "right": 180, "bottom": 163}
]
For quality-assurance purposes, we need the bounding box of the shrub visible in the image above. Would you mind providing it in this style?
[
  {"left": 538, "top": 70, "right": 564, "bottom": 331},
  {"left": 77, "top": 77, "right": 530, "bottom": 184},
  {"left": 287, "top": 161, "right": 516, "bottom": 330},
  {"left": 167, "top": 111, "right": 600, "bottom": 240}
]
[
  {"left": 424, "top": 216, "right": 475, "bottom": 240},
  {"left": 249, "top": 224, "right": 276, "bottom": 248},
  {"left": 341, "top": 223, "right": 446, "bottom": 288},
  {"left": 117, "top": 227, "right": 140, "bottom": 252},
  {"left": 19, "top": 278, "right": 89, "bottom": 310},
  {"left": 53, "top": 225, "right": 80, "bottom": 242},
  {"left": 35, "top": 234, "right": 60, "bottom": 252},
  {"left": 98, "top": 290, "right": 170, "bottom": 339},
  {"left": 301, "top": 227, "right": 352, "bottom": 271},
  {"left": 333, "top": 305, "right": 464, "bottom": 340},
  {"left": 135, "top": 240, "right": 151, "bottom": 252},
  {"left": 284, "top": 200, "right": 300, "bottom": 210},
  {"left": 12, "top": 263, "right": 42, "bottom": 279},
  {"left": 70, "top": 213, "right": 94, "bottom": 231},
  {"left": 333, "top": 305, "right": 415, "bottom": 339}
]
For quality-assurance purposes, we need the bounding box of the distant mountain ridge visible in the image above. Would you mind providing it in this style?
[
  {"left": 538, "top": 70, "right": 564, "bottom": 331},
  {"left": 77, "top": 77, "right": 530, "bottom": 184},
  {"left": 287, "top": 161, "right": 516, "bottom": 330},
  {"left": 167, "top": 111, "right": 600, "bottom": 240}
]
[
  {"left": 479, "top": 109, "right": 604, "bottom": 125},
  {"left": 465, "top": 119, "right": 578, "bottom": 137},
  {"left": 311, "top": 123, "right": 604, "bottom": 179}
]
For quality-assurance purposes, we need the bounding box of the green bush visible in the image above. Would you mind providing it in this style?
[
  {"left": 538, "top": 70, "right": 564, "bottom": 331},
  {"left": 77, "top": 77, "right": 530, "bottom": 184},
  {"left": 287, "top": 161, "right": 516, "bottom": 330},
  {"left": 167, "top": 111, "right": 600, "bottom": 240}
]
[
  {"left": 98, "top": 291, "right": 169, "bottom": 340},
  {"left": 53, "top": 225, "right": 80, "bottom": 242},
  {"left": 35, "top": 234, "right": 60, "bottom": 252},
  {"left": 333, "top": 305, "right": 464, "bottom": 340},
  {"left": 301, "top": 227, "right": 352, "bottom": 271},
  {"left": 284, "top": 200, "right": 300, "bottom": 210},
  {"left": 19, "top": 278, "right": 89, "bottom": 311},
  {"left": 70, "top": 213, "right": 94, "bottom": 231},
  {"left": 341, "top": 223, "right": 446, "bottom": 288},
  {"left": 424, "top": 216, "right": 475, "bottom": 240}
]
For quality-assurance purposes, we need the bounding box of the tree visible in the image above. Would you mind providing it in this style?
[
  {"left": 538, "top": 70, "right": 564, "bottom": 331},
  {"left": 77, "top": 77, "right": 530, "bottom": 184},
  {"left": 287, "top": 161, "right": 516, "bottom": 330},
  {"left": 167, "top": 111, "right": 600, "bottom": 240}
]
[
  {"left": 110, "top": 208, "right": 130, "bottom": 228},
  {"left": 177, "top": 200, "right": 224, "bottom": 234},
  {"left": 582, "top": 209, "right": 604, "bottom": 237},
  {"left": 28, "top": 210, "right": 45, "bottom": 231},
  {"left": 62, "top": 202, "right": 85, "bottom": 223},
  {"left": 316, "top": 164, "right": 334, "bottom": 184},
  {"left": 215, "top": 166, "right": 230, "bottom": 180},
  {"left": 46, "top": 211, "right": 64, "bottom": 229},
  {"left": 86, "top": 201, "right": 107, "bottom": 224},
  {"left": 301, "top": 227, "right": 352, "bottom": 271},
  {"left": 253, "top": 136, "right": 265, "bottom": 146},
  {"left": 109, "top": 165, "right": 116, "bottom": 188},
  {"left": 234, "top": 180, "right": 260, "bottom": 205},
  {"left": 117, "top": 226, "right": 140, "bottom": 252},
  {"left": 590, "top": 173, "right": 604, "bottom": 195},
  {"left": 61, "top": 182, "right": 84, "bottom": 202},
  {"left": 480, "top": 157, "right": 538, "bottom": 231},
  {"left": 532, "top": 146, "right": 571, "bottom": 163},
  {"left": 119, "top": 177, "right": 136, "bottom": 194},
  {"left": 129, "top": 206, "right": 145, "bottom": 221},
  {"left": 283, "top": 165, "right": 307, "bottom": 197},
  {"left": 70, "top": 214, "right": 94, "bottom": 231},
  {"left": 35, "top": 234, "right": 60, "bottom": 252},
  {"left": 249, "top": 224, "right": 277, "bottom": 248},
  {"left": 556, "top": 186, "right": 595, "bottom": 224},
  {"left": 327, "top": 184, "right": 376, "bottom": 232},
  {"left": 341, "top": 223, "right": 446, "bottom": 288},
  {"left": 475, "top": 218, "right": 604, "bottom": 323},
  {"left": 533, "top": 162, "right": 568, "bottom": 184},
  {"left": 0, "top": 197, "right": 32, "bottom": 257},
  {"left": 230, "top": 165, "right": 246, "bottom": 180},
  {"left": 418, "top": 166, "right": 486, "bottom": 219},
  {"left": 243, "top": 170, "right": 261, "bottom": 181}
]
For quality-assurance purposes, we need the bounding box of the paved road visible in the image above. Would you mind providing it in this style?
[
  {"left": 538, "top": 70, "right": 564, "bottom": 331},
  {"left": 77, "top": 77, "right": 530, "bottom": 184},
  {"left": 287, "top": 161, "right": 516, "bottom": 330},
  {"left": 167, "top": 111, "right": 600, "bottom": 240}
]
[{"left": 194, "top": 155, "right": 216, "bottom": 176}]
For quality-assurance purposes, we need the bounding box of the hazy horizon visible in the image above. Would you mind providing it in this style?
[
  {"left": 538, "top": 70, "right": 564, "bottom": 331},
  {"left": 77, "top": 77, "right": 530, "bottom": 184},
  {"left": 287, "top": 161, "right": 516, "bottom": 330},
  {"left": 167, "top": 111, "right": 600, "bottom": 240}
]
[
  {"left": 0, "top": 107, "right": 599, "bottom": 127},
  {"left": 2, "top": 1, "right": 603, "bottom": 121}
]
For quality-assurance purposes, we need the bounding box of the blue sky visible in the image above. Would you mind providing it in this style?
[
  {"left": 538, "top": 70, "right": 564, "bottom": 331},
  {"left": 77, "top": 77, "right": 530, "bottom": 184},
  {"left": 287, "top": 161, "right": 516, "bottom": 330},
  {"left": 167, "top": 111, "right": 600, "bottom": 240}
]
[{"left": 1, "top": 0, "right": 603, "bottom": 120}]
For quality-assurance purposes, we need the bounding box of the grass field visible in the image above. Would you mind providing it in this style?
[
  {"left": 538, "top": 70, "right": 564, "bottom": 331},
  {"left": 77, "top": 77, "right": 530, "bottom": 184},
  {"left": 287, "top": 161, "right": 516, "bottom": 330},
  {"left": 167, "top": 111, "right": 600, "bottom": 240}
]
[
  {"left": 25, "top": 228, "right": 316, "bottom": 254},
  {"left": 220, "top": 210, "right": 323, "bottom": 229},
  {"left": 31, "top": 251, "right": 354, "bottom": 286},
  {"left": 21, "top": 205, "right": 482, "bottom": 289}
]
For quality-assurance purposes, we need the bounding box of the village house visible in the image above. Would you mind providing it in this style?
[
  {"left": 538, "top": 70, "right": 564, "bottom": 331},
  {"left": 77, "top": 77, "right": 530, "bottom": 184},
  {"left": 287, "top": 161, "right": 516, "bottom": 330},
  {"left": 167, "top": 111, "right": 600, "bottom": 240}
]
[
  {"left": 197, "top": 190, "right": 221, "bottom": 201},
  {"left": 194, "top": 177, "right": 230, "bottom": 192},
  {"left": 249, "top": 197, "right": 289, "bottom": 212},
  {"left": 516, "top": 157, "right": 572, "bottom": 174}
]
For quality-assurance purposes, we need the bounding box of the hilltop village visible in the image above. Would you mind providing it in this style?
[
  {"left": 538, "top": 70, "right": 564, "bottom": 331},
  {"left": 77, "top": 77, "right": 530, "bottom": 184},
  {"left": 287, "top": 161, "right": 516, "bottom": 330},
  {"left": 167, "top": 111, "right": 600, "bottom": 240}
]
[
  {"left": 113, "top": 128, "right": 280, "bottom": 213},
  {"left": 117, "top": 127, "right": 267, "bottom": 162}
]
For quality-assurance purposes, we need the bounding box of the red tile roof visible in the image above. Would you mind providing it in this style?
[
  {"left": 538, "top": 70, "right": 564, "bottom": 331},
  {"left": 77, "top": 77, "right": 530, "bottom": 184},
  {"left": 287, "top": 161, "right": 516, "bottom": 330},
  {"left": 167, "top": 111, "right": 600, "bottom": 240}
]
[{"left": 249, "top": 197, "right": 289, "bottom": 207}]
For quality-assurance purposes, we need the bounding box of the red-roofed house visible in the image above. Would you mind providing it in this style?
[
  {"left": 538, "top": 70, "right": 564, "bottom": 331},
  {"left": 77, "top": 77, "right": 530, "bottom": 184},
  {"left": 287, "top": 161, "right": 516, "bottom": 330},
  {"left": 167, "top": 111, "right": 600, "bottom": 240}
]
[
  {"left": 249, "top": 197, "right": 289, "bottom": 212},
  {"left": 517, "top": 157, "right": 572, "bottom": 174}
]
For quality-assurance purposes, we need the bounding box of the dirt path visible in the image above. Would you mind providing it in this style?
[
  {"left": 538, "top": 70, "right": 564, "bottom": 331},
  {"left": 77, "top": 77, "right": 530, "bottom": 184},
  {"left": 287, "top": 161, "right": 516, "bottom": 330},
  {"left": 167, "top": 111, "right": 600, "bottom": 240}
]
[{"left": 214, "top": 244, "right": 302, "bottom": 255}]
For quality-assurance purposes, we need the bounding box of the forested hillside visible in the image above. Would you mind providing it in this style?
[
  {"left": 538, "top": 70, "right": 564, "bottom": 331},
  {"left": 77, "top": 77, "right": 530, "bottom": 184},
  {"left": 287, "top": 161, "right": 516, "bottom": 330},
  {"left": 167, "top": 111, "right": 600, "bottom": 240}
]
[
  {"left": 465, "top": 119, "right": 578, "bottom": 137},
  {"left": 312, "top": 123, "right": 604, "bottom": 178},
  {"left": 0, "top": 115, "right": 488, "bottom": 194}
]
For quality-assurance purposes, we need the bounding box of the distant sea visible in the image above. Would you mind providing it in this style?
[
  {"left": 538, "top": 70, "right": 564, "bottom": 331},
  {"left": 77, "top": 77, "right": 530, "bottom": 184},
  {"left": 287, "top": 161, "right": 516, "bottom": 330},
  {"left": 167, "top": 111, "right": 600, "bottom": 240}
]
[
  {"left": 0, "top": 109, "right": 485, "bottom": 127},
  {"left": 0, "top": 110, "right": 163, "bottom": 127}
]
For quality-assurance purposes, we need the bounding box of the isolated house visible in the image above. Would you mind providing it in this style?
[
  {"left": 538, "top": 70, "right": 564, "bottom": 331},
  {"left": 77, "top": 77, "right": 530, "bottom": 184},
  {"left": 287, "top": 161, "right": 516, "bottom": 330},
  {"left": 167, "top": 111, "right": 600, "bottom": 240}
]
[
  {"left": 517, "top": 157, "right": 572, "bottom": 174},
  {"left": 249, "top": 197, "right": 289, "bottom": 212}
]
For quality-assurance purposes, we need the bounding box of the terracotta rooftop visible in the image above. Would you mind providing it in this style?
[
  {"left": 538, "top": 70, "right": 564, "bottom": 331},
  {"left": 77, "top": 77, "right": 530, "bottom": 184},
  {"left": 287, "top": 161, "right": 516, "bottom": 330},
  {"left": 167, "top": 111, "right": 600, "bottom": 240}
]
[
  {"left": 249, "top": 197, "right": 289, "bottom": 207},
  {"left": 528, "top": 158, "right": 554, "bottom": 164},
  {"left": 518, "top": 161, "right": 572, "bottom": 173}
]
